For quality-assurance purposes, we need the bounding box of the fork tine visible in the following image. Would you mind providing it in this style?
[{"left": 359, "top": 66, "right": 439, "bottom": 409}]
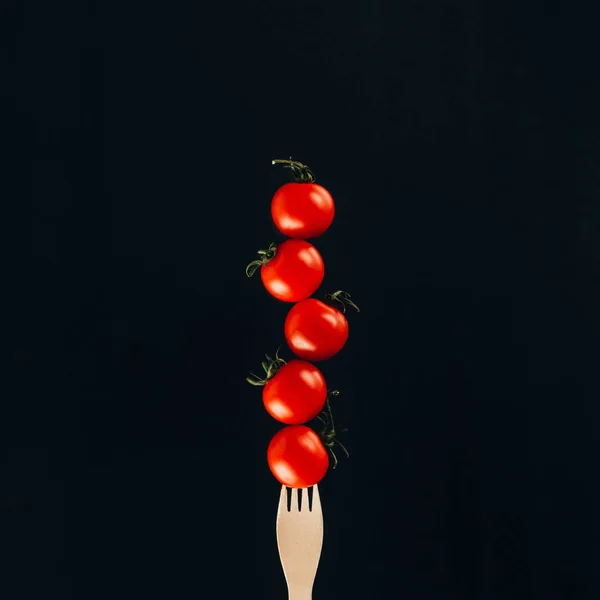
[
  {"left": 278, "top": 485, "right": 287, "bottom": 513},
  {"left": 289, "top": 487, "right": 298, "bottom": 512},
  {"left": 312, "top": 484, "right": 321, "bottom": 512}
]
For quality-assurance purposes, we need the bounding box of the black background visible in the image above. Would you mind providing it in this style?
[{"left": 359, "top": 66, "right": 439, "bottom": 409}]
[{"left": 2, "top": 1, "right": 599, "bottom": 598}]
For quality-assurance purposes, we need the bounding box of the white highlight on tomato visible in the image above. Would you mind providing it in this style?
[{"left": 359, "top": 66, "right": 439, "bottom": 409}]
[
  {"left": 297, "top": 247, "right": 320, "bottom": 266},
  {"left": 268, "top": 279, "right": 292, "bottom": 297},
  {"left": 274, "top": 461, "right": 296, "bottom": 482},
  {"left": 298, "top": 429, "right": 323, "bottom": 453},
  {"left": 277, "top": 214, "right": 305, "bottom": 232},
  {"left": 289, "top": 331, "right": 316, "bottom": 352},
  {"left": 298, "top": 368, "right": 322, "bottom": 388},
  {"left": 270, "top": 398, "right": 294, "bottom": 420},
  {"left": 320, "top": 311, "right": 340, "bottom": 327},
  {"left": 309, "top": 189, "right": 330, "bottom": 208}
]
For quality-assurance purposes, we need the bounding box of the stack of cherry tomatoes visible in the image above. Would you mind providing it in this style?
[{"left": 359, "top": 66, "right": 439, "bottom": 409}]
[{"left": 246, "top": 159, "right": 358, "bottom": 489}]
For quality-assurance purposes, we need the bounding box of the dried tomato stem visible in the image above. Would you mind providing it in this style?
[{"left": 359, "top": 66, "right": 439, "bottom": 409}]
[
  {"left": 245, "top": 348, "right": 287, "bottom": 386},
  {"left": 325, "top": 390, "right": 339, "bottom": 432},
  {"left": 272, "top": 158, "right": 316, "bottom": 183},
  {"left": 245, "top": 243, "right": 277, "bottom": 277},
  {"left": 324, "top": 290, "right": 360, "bottom": 313},
  {"left": 334, "top": 439, "right": 350, "bottom": 458},
  {"left": 316, "top": 389, "right": 349, "bottom": 469},
  {"left": 330, "top": 449, "right": 339, "bottom": 469}
]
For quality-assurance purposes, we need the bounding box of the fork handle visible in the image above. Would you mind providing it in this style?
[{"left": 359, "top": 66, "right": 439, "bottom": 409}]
[{"left": 288, "top": 591, "right": 312, "bottom": 600}]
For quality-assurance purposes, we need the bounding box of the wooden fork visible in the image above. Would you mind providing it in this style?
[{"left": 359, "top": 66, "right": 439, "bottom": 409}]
[{"left": 276, "top": 485, "right": 324, "bottom": 600}]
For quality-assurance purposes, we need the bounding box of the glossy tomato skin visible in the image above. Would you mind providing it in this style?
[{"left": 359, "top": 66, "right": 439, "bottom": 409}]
[
  {"left": 285, "top": 298, "right": 349, "bottom": 361},
  {"left": 263, "top": 360, "right": 327, "bottom": 425},
  {"left": 267, "top": 425, "right": 329, "bottom": 488},
  {"left": 271, "top": 182, "right": 335, "bottom": 239},
  {"left": 260, "top": 239, "right": 324, "bottom": 302}
]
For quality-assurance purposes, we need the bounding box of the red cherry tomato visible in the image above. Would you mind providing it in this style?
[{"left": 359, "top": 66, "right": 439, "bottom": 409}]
[
  {"left": 271, "top": 182, "right": 335, "bottom": 239},
  {"left": 267, "top": 425, "right": 329, "bottom": 488},
  {"left": 284, "top": 298, "right": 349, "bottom": 361},
  {"left": 263, "top": 360, "right": 327, "bottom": 425},
  {"left": 260, "top": 240, "right": 324, "bottom": 302}
]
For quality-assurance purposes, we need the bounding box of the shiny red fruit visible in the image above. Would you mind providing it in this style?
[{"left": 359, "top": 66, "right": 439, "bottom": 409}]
[
  {"left": 260, "top": 239, "right": 324, "bottom": 303},
  {"left": 267, "top": 425, "right": 329, "bottom": 488},
  {"left": 284, "top": 298, "right": 349, "bottom": 361},
  {"left": 262, "top": 360, "right": 327, "bottom": 425},
  {"left": 271, "top": 182, "right": 335, "bottom": 239}
]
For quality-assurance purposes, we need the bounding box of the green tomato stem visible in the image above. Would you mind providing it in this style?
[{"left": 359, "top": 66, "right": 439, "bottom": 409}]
[
  {"left": 245, "top": 347, "right": 287, "bottom": 386},
  {"left": 245, "top": 243, "right": 277, "bottom": 277},
  {"left": 316, "top": 389, "right": 350, "bottom": 469},
  {"left": 324, "top": 290, "right": 360, "bottom": 313},
  {"left": 272, "top": 158, "right": 316, "bottom": 183}
]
